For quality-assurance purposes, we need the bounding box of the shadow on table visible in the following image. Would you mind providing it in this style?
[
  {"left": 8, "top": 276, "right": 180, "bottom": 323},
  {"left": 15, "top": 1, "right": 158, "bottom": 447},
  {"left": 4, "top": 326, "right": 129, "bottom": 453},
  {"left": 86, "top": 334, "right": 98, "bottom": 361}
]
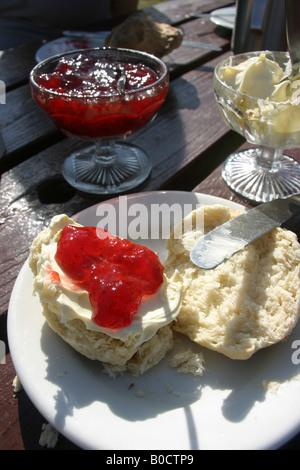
[
  {"left": 17, "top": 389, "right": 81, "bottom": 450},
  {"left": 35, "top": 302, "right": 300, "bottom": 450}
]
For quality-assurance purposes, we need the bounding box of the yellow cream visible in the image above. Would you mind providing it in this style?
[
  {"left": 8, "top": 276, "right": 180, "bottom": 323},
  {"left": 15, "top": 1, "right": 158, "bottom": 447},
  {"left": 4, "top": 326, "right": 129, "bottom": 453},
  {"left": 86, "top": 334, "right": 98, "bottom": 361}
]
[
  {"left": 219, "top": 52, "right": 300, "bottom": 146},
  {"left": 32, "top": 214, "right": 183, "bottom": 347},
  {"left": 221, "top": 52, "right": 300, "bottom": 102}
]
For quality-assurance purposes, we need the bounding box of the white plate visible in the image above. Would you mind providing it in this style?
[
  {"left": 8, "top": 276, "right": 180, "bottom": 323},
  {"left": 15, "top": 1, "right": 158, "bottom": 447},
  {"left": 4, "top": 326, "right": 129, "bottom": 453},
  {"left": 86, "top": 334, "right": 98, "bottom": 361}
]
[
  {"left": 7, "top": 191, "right": 300, "bottom": 450},
  {"left": 210, "top": 6, "right": 236, "bottom": 30},
  {"left": 35, "top": 33, "right": 109, "bottom": 63}
]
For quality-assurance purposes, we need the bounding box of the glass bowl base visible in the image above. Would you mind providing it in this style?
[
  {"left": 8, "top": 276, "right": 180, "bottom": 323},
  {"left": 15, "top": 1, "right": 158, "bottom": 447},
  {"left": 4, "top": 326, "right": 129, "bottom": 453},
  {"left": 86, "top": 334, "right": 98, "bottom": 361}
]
[
  {"left": 222, "top": 148, "right": 300, "bottom": 203},
  {"left": 62, "top": 142, "right": 151, "bottom": 195}
]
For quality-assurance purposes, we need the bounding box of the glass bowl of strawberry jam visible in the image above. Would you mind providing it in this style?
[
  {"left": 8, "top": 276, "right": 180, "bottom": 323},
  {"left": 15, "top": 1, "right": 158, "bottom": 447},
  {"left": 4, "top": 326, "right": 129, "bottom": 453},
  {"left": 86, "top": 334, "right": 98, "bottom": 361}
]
[{"left": 30, "top": 47, "right": 169, "bottom": 194}]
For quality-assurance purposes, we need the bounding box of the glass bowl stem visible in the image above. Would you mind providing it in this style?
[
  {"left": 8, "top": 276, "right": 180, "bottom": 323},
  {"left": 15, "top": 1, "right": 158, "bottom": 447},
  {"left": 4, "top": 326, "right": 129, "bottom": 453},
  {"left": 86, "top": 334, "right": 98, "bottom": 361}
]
[
  {"left": 222, "top": 146, "right": 300, "bottom": 203},
  {"left": 62, "top": 140, "right": 151, "bottom": 194}
]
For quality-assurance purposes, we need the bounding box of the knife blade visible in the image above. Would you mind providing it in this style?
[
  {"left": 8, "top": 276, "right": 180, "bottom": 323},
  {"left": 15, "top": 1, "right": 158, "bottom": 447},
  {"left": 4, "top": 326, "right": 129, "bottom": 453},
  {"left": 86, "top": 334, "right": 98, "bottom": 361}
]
[
  {"left": 181, "top": 40, "right": 222, "bottom": 51},
  {"left": 190, "top": 194, "right": 300, "bottom": 269},
  {"left": 0, "top": 133, "right": 6, "bottom": 161}
]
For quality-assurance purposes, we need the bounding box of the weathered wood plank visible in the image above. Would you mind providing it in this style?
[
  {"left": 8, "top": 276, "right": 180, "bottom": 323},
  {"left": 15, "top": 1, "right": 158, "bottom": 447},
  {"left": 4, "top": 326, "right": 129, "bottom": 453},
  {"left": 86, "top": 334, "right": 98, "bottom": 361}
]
[
  {"left": 0, "top": 84, "right": 58, "bottom": 165},
  {"left": 146, "top": 0, "right": 233, "bottom": 23}
]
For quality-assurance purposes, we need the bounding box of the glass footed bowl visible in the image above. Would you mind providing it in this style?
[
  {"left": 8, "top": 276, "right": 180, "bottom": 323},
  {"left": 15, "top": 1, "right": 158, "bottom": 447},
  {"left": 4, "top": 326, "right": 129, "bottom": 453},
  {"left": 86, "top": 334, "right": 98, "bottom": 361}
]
[
  {"left": 30, "top": 47, "right": 169, "bottom": 195},
  {"left": 214, "top": 51, "right": 300, "bottom": 203}
]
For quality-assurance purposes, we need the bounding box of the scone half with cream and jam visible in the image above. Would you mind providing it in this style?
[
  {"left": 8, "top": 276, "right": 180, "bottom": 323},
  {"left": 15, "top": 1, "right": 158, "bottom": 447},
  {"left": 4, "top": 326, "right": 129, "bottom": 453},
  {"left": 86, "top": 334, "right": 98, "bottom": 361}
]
[
  {"left": 164, "top": 204, "right": 300, "bottom": 360},
  {"left": 29, "top": 214, "right": 183, "bottom": 376}
]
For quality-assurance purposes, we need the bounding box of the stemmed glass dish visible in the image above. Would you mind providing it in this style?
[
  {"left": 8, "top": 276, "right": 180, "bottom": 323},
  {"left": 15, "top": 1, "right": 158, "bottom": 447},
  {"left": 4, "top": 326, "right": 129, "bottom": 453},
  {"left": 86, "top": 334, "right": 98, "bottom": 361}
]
[
  {"left": 30, "top": 47, "right": 169, "bottom": 194},
  {"left": 214, "top": 51, "right": 300, "bottom": 203}
]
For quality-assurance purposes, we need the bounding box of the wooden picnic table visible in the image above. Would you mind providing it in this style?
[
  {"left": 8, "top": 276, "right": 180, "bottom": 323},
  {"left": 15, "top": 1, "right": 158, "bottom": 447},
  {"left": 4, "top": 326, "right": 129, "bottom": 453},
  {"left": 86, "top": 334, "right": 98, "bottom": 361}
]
[{"left": 1, "top": 0, "right": 300, "bottom": 450}]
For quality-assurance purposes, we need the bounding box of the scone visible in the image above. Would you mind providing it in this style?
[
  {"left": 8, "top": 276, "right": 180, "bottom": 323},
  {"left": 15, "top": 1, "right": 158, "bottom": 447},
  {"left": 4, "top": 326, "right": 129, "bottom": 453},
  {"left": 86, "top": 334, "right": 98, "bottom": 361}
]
[
  {"left": 105, "top": 11, "right": 183, "bottom": 57},
  {"left": 164, "top": 204, "right": 300, "bottom": 360},
  {"left": 29, "top": 214, "right": 182, "bottom": 376}
]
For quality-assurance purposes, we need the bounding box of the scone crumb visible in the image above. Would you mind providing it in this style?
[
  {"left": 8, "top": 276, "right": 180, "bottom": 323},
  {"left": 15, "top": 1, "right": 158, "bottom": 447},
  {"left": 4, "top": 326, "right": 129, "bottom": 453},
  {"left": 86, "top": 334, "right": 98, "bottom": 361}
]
[
  {"left": 257, "top": 379, "right": 282, "bottom": 394},
  {"left": 169, "top": 348, "right": 205, "bottom": 376},
  {"left": 56, "top": 371, "right": 67, "bottom": 377},
  {"left": 292, "top": 371, "right": 300, "bottom": 381},
  {"left": 257, "top": 371, "right": 300, "bottom": 394},
  {"left": 12, "top": 375, "right": 22, "bottom": 395},
  {"left": 39, "top": 422, "right": 59, "bottom": 448},
  {"left": 135, "top": 389, "right": 146, "bottom": 398}
]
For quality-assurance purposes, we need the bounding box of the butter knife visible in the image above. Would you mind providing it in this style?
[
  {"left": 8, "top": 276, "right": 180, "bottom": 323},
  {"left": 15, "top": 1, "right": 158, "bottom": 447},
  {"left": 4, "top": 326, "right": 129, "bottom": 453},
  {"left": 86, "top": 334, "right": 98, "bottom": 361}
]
[
  {"left": 62, "top": 31, "right": 223, "bottom": 52},
  {"left": 0, "top": 133, "right": 6, "bottom": 161},
  {"left": 181, "top": 40, "right": 222, "bottom": 51},
  {"left": 190, "top": 195, "right": 300, "bottom": 269}
]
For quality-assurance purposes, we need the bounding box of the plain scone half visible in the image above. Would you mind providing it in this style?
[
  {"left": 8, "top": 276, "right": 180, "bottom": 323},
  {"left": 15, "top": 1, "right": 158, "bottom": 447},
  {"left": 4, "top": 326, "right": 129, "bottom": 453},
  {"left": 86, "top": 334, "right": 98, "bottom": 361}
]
[
  {"left": 163, "top": 204, "right": 300, "bottom": 360},
  {"left": 105, "top": 11, "right": 183, "bottom": 57}
]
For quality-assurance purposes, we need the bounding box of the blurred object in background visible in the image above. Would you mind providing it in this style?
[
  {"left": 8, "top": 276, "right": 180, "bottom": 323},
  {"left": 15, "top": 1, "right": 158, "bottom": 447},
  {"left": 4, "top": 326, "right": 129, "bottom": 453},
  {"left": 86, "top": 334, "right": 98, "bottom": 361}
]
[
  {"left": 0, "top": 0, "right": 139, "bottom": 50},
  {"left": 232, "top": 0, "right": 287, "bottom": 53}
]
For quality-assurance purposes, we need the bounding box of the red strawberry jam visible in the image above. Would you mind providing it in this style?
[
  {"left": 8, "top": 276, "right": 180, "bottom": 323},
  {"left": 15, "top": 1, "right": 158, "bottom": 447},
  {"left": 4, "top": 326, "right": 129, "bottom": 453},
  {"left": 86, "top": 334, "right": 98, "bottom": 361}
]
[
  {"left": 54, "top": 225, "right": 164, "bottom": 329},
  {"left": 32, "top": 53, "right": 169, "bottom": 139}
]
